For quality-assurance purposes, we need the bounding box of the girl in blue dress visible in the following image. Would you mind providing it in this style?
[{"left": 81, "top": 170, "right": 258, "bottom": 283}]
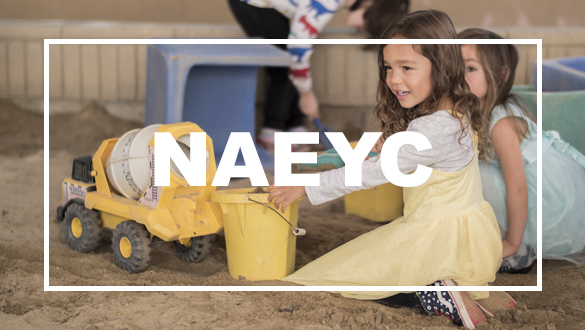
[{"left": 459, "top": 28, "right": 585, "bottom": 272}]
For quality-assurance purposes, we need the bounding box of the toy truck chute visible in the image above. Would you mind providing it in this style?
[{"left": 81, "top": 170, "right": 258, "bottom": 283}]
[{"left": 56, "top": 122, "right": 223, "bottom": 273}]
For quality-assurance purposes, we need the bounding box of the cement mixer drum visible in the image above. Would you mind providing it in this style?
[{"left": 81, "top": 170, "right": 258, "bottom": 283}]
[{"left": 105, "top": 124, "right": 161, "bottom": 200}]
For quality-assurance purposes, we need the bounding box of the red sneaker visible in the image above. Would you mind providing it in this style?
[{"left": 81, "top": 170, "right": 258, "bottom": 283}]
[
  {"left": 256, "top": 134, "right": 275, "bottom": 154},
  {"left": 257, "top": 128, "right": 280, "bottom": 154},
  {"left": 417, "top": 280, "right": 487, "bottom": 329},
  {"left": 257, "top": 134, "right": 312, "bottom": 153},
  {"left": 257, "top": 127, "right": 313, "bottom": 154},
  {"left": 291, "top": 143, "right": 312, "bottom": 152},
  {"left": 288, "top": 126, "right": 312, "bottom": 152}
]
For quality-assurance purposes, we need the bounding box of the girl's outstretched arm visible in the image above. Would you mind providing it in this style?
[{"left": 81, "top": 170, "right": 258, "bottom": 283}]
[
  {"left": 491, "top": 117, "right": 529, "bottom": 258},
  {"left": 267, "top": 184, "right": 307, "bottom": 213}
]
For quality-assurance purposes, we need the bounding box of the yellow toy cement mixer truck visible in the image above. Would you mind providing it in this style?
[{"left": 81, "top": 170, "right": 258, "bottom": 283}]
[{"left": 56, "top": 122, "right": 223, "bottom": 273}]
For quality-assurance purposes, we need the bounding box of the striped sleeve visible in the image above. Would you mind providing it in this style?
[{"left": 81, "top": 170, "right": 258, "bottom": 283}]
[{"left": 287, "top": 0, "right": 339, "bottom": 92}]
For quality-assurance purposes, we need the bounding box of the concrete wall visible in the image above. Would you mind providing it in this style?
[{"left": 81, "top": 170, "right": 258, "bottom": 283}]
[{"left": 1, "top": 20, "right": 584, "bottom": 133}]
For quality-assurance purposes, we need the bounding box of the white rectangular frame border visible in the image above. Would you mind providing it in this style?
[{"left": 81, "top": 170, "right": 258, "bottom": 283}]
[{"left": 44, "top": 38, "right": 542, "bottom": 292}]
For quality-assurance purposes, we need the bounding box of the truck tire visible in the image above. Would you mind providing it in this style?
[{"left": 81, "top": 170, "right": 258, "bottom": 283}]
[
  {"left": 63, "top": 203, "right": 102, "bottom": 252},
  {"left": 112, "top": 221, "right": 152, "bottom": 273},
  {"left": 174, "top": 235, "right": 213, "bottom": 263},
  {"left": 56, "top": 206, "right": 65, "bottom": 222}
]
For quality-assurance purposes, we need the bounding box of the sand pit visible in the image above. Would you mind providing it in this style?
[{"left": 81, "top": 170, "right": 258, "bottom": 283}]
[{"left": 1, "top": 100, "right": 584, "bottom": 329}]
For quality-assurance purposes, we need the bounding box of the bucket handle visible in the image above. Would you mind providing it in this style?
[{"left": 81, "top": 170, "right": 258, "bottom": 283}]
[{"left": 247, "top": 198, "right": 306, "bottom": 236}]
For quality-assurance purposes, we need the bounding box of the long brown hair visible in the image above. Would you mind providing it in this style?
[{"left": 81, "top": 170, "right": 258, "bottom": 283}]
[
  {"left": 374, "top": 10, "right": 485, "bottom": 156},
  {"left": 458, "top": 28, "right": 535, "bottom": 160}
]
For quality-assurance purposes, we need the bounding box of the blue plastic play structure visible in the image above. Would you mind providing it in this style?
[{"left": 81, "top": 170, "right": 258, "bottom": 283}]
[
  {"left": 145, "top": 44, "right": 292, "bottom": 168},
  {"left": 532, "top": 56, "right": 585, "bottom": 92}
]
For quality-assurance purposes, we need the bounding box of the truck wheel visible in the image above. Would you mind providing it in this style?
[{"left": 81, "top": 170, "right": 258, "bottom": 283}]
[
  {"left": 174, "top": 235, "right": 213, "bottom": 263},
  {"left": 56, "top": 206, "right": 65, "bottom": 222},
  {"left": 112, "top": 221, "right": 151, "bottom": 273},
  {"left": 63, "top": 203, "right": 102, "bottom": 252}
]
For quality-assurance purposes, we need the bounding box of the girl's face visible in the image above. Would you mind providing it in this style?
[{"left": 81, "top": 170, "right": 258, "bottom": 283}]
[
  {"left": 383, "top": 44, "right": 433, "bottom": 109},
  {"left": 462, "top": 45, "right": 488, "bottom": 102}
]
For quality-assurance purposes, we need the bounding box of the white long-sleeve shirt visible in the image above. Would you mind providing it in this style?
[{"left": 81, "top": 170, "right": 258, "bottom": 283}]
[
  {"left": 305, "top": 111, "right": 475, "bottom": 205},
  {"left": 243, "top": 0, "right": 342, "bottom": 92}
]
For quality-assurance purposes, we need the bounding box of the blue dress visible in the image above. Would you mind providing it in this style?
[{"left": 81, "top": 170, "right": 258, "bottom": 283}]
[{"left": 479, "top": 103, "right": 585, "bottom": 267}]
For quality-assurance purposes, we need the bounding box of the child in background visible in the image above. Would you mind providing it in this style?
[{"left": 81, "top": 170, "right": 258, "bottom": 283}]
[
  {"left": 227, "top": 0, "right": 409, "bottom": 153},
  {"left": 269, "top": 10, "right": 505, "bottom": 329},
  {"left": 459, "top": 28, "right": 585, "bottom": 272}
]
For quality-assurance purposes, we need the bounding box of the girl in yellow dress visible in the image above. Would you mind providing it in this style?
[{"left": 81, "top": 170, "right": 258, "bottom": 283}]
[{"left": 268, "top": 10, "right": 504, "bottom": 329}]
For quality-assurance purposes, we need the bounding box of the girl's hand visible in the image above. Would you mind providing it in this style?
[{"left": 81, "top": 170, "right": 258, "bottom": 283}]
[
  {"left": 502, "top": 239, "right": 520, "bottom": 258},
  {"left": 267, "top": 184, "right": 307, "bottom": 213},
  {"left": 299, "top": 91, "right": 319, "bottom": 120}
]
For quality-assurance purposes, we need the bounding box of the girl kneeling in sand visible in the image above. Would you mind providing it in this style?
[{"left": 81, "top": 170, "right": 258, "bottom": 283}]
[
  {"left": 268, "top": 10, "right": 506, "bottom": 329},
  {"left": 459, "top": 28, "right": 585, "bottom": 273}
]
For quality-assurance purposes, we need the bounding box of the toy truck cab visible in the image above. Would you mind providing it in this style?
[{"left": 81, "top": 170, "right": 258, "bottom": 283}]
[
  {"left": 71, "top": 156, "right": 95, "bottom": 185},
  {"left": 56, "top": 156, "right": 96, "bottom": 222}
]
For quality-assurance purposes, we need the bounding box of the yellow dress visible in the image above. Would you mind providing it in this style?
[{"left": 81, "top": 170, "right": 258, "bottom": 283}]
[{"left": 283, "top": 133, "right": 502, "bottom": 301}]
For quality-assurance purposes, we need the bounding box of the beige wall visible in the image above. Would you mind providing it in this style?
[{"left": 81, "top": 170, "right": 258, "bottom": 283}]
[
  {"left": 1, "top": 21, "right": 584, "bottom": 132},
  {"left": 1, "top": 0, "right": 584, "bottom": 28}
]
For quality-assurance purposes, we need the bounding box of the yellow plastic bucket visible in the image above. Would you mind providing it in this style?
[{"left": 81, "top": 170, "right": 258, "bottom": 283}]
[
  {"left": 344, "top": 183, "right": 403, "bottom": 222},
  {"left": 211, "top": 188, "right": 300, "bottom": 281},
  {"left": 344, "top": 141, "right": 404, "bottom": 222}
]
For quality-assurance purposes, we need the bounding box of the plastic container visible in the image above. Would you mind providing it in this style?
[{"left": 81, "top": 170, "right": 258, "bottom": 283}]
[
  {"left": 105, "top": 124, "right": 161, "bottom": 199},
  {"left": 512, "top": 85, "right": 585, "bottom": 155},
  {"left": 211, "top": 188, "right": 300, "bottom": 281},
  {"left": 344, "top": 183, "right": 403, "bottom": 222},
  {"left": 343, "top": 141, "right": 404, "bottom": 222}
]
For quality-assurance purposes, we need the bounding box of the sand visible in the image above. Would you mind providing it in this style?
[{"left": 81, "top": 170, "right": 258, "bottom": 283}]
[{"left": 1, "top": 100, "right": 584, "bottom": 329}]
